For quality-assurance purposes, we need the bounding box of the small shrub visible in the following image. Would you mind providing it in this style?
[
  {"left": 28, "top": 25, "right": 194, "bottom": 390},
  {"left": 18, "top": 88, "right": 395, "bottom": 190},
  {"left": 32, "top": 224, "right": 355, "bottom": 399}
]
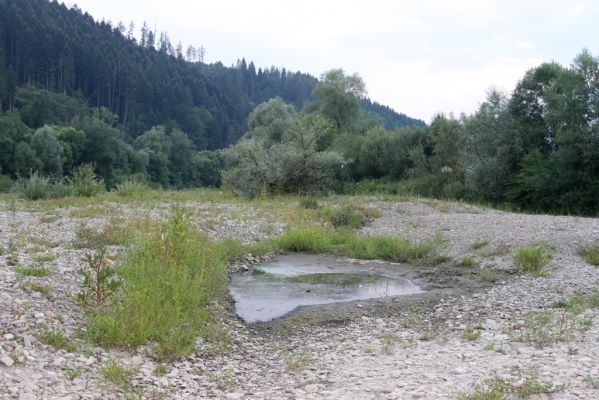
[
  {"left": 100, "top": 358, "right": 137, "bottom": 390},
  {"left": 115, "top": 180, "right": 148, "bottom": 197},
  {"left": 298, "top": 197, "right": 319, "bottom": 210},
  {"left": 68, "top": 164, "right": 105, "bottom": 197},
  {"left": 514, "top": 245, "right": 550, "bottom": 275},
  {"left": 38, "top": 329, "right": 77, "bottom": 352},
  {"left": 17, "top": 172, "right": 52, "bottom": 200},
  {"left": 78, "top": 247, "right": 122, "bottom": 307},
  {"left": 579, "top": 244, "right": 599, "bottom": 266}
]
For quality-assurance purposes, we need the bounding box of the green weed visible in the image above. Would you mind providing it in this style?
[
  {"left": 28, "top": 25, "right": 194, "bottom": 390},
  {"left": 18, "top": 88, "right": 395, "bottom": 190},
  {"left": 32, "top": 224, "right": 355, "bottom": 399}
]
[
  {"left": 15, "top": 265, "right": 51, "bottom": 277},
  {"left": 38, "top": 329, "right": 77, "bottom": 352},
  {"left": 457, "top": 255, "right": 477, "bottom": 267},
  {"left": 462, "top": 328, "right": 482, "bottom": 341},
  {"left": 33, "top": 254, "right": 57, "bottom": 263},
  {"left": 579, "top": 244, "right": 599, "bottom": 266},
  {"left": 275, "top": 226, "right": 441, "bottom": 264},
  {"left": 100, "top": 358, "right": 138, "bottom": 390},
  {"left": 86, "top": 209, "right": 228, "bottom": 359},
  {"left": 470, "top": 239, "right": 491, "bottom": 250},
  {"left": 459, "top": 372, "right": 565, "bottom": 400},
  {"left": 514, "top": 245, "right": 550, "bottom": 275},
  {"left": 114, "top": 180, "right": 149, "bottom": 197}
]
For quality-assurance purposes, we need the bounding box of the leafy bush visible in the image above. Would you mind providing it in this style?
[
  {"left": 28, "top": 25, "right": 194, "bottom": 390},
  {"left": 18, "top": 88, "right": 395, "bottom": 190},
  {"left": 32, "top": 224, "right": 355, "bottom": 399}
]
[
  {"left": 68, "top": 163, "right": 105, "bottom": 197},
  {"left": 17, "top": 172, "right": 52, "bottom": 200},
  {"left": 514, "top": 245, "right": 550, "bottom": 275}
]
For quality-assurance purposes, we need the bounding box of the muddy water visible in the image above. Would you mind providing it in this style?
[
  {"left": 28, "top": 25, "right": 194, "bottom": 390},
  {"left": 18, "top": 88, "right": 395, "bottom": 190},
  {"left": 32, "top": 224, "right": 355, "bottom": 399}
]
[{"left": 230, "top": 254, "right": 422, "bottom": 322}]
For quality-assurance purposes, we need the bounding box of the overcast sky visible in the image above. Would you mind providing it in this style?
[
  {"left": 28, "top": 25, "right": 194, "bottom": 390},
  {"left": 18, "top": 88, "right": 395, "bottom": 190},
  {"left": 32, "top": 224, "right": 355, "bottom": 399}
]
[{"left": 69, "top": 0, "right": 599, "bottom": 123}]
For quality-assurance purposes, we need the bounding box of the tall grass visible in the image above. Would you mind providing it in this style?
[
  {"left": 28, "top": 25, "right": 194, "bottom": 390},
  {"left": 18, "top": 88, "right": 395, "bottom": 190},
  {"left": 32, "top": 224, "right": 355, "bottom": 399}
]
[
  {"left": 275, "top": 226, "right": 441, "bottom": 264},
  {"left": 86, "top": 209, "right": 228, "bottom": 359}
]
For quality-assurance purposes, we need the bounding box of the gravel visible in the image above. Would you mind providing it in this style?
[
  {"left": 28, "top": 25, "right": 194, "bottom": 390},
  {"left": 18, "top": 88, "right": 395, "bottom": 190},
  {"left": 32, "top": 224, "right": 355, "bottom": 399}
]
[{"left": 1, "top": 198, "right": 598, "bottom": 399}]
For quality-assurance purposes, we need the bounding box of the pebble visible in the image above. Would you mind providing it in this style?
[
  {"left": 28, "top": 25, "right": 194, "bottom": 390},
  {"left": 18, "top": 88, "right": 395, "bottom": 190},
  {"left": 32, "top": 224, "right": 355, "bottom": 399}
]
[{"left": 1, "top": 355, "right": 15, "bottom": 367}]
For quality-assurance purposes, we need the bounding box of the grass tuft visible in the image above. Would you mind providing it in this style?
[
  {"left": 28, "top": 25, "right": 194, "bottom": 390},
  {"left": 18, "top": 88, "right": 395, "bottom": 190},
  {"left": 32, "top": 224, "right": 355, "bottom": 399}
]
[
  {"left": 514, "top": 244, "right": 550, "bottom": 275},
  {"left": 457, "top": 255, "right": 477, "bottom": 267},
  {"left": 579, "top": 244, "right": 599, "bottom": 266},
  {"left": 38, "top": 329, "right": 77, "bottom": 352},
  {"left": 100, "top": 358, "right": 138, "bottom": 390},
  {"left": 15, "top": 265, "right": 51, "bottom": 277},
  {"left": 470, "top": 239, "right": 491, "bottom": 250}
]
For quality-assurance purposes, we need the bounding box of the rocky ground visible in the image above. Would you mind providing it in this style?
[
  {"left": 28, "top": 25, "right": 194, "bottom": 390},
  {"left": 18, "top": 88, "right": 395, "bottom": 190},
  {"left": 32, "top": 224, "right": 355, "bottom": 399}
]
[{"left": 1, "top": 196, "right": 598, "bottom": 399}]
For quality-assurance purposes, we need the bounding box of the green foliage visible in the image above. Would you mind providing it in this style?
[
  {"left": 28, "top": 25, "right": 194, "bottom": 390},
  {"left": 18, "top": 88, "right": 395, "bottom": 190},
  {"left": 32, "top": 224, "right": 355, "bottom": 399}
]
[
  {"left": 100, "top": 358, "right": 138, "bottom": 390},
  {"left": 14, "top": 265, "right": 51, "bottom": 277},
  {"left": 514, "top": 245, "right": 550, "bottom": 275},
  {"left": 0, "top": 174, "right": 13, "bottom": 192},
  {"left": 457, "top": 255, "right": 477, "bottom": 267},
  {"left": 67, "top": 164, "right": 105, "bottom": 197},
  {"left": 30, "top": 126, "right": 64, "bottom": 177},
  {"left": 78, "top": 247, "right": 122, "bottom": 307},
  {"left": 16, "top": 172, "right": 52, "bottom": 200},
  {"left": 38, "top": 329, "right": 77, "bottom": 352},
  {"left": 462, "top": 328, "right": 482, "bottom": 341},
  {"left": 579, "top": 244, "right": 599, "bottom": 266},
  {"left": 275, "top": 226, "right": 441, "bottom": 264},
  {"left": 86, "top": 209, "right": 228, "bottom": 359}
]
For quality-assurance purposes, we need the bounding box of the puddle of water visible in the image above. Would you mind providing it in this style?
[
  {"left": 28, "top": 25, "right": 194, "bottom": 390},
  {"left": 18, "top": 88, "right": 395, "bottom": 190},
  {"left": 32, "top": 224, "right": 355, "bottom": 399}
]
[{"left": 229, "top": 254, "right": 422, "bottom": 322}]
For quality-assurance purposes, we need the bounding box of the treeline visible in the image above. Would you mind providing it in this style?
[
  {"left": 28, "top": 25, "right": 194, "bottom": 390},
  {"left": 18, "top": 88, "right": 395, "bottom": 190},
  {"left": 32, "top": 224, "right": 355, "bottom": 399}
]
[
  {"left": 0, "top": 0, "right": 422, "bottom": 150},
  {"left": 225, "top": 54, "right": 599, "bottom": 216}
]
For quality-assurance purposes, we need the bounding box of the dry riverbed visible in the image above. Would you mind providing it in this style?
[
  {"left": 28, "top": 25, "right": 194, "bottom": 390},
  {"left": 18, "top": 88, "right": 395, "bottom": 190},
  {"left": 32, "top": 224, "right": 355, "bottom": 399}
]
[{"left": 1, "top": 195, "right": 599, "bottom": 399}]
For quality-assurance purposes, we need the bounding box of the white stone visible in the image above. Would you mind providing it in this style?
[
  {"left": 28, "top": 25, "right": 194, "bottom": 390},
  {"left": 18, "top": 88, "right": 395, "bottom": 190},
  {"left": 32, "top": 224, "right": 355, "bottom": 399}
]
[
  {"left": 130, "top": 355, "right": 143, "bottom": 366},
  {"left": 1, "top": 355, "right": 15, "bottom": 367}
]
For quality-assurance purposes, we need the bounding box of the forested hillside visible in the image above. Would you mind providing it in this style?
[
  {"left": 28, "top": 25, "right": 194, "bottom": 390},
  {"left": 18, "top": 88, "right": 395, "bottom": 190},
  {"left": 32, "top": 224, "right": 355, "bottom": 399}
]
[{"left": 0, "top": 0, "right": 423, "bottom": 149}]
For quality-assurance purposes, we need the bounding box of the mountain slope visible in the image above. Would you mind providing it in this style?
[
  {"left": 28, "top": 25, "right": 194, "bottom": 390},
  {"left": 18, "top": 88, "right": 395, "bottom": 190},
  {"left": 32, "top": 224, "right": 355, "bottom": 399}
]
[{"left": 0, "top": 0, "right": 424, "bottom": 149}]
